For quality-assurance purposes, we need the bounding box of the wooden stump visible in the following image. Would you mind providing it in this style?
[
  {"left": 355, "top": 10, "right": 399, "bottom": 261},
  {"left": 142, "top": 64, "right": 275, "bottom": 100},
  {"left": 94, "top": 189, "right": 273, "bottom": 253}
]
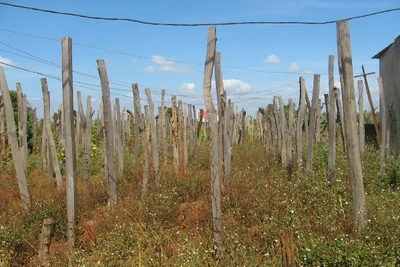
[{"left": 280, "top": 227, "right": 296, "bottom": 267}]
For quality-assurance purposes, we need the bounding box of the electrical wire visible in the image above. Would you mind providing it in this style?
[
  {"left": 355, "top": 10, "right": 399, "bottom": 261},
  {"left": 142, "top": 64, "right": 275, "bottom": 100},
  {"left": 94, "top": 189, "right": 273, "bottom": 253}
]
[{"left": 0, "top": 2, "right": 398, "bottom": 26}]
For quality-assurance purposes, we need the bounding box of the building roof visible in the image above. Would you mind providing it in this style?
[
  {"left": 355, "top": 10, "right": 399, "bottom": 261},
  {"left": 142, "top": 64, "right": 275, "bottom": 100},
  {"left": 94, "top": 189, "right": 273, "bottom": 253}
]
[{"left": 372, "top": 35, "right": 400, "bottom": 59}]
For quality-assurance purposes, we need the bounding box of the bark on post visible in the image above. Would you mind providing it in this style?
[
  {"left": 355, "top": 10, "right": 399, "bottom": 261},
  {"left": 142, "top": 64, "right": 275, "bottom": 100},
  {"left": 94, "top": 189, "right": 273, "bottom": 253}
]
[
  {"left": 202, "top": 26, "right": 223, "bottom": 249},
  {"left": 171, "top": 96, "right": 179, "bottom": 173},
  {"left": 287, "top": 99, "right": 294, "bottom": 177},
  {"left": 297, "top": 77, "right": 307, "bottom": 170},
  {"left": 38, "top": 218, "right": 55, "bottom": 267},
  {"left": 115, "top": 98, "right": 124, "bottom": 174},
  {"left": 306, "top": 74, "right": 321, "bottom": 175},
  {"left": 62, "top": 37, "right": 78, "bottom": 254},
  {"left": 97, "top": 59, "right": 117, "bottom": 208},
  {"left": 337, "top": 20, "right": 367, "bottom": 230},
  {"left": 328, "top": 55, "right": 336, "bottom": 186},
  {"left": 0, "top": 104, "right": 5, "bottom": 168},
  {"left": 278, "top": 96, "right": 287, "bottom": 168},
  {"left": 41, "top": 80, "right": 62, "bottom": 187},
  {"left": 16, "top": 83, "right": 28, "bottom": 171},
  {"left": 145, "top": 88, "right": 160, "bottom": 185},
  {"left": 77, "top": 91, "right": 92, "bottom": 186},
  {"left": 0, "top": 67, "right": 30, "bottom": 210},
  {"left": 280, "top": 228, "right": 296, "bottom": 267},
  {"left": 160, "top": 89, "right": 167, "bottom": 169},
  {"left": 215, "top": 51, "right": 225, "bottom": 183},
  {"left": 335, "top": 88, "right": 346, "bottom": 152},
  {"left": 132, "top": 84, "right": 149, "bottom": 198},
  {"left": 41, "top": 119, "right": 47, "bottom": 171},
  {"left": 178, "top": 100, "right": 185, "bottom": 173},
  {"left": 358, "top": 80, "right": 365, "bottom": 161},
  {"left": 223, "top": 92, "right": 232, "bottom": 184}
]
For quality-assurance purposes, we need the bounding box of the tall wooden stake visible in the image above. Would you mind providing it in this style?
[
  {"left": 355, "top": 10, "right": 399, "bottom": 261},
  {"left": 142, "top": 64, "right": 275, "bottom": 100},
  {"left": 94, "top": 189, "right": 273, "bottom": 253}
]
[{"left": 337, "top": 20, "right": 367, "bottom": 230}]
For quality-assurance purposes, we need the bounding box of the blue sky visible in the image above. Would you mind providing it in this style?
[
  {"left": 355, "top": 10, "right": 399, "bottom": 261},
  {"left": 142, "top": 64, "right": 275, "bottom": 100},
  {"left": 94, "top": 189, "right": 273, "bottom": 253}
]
[{"left": 0, "top": 0, "right": 399, "bottom": 118}]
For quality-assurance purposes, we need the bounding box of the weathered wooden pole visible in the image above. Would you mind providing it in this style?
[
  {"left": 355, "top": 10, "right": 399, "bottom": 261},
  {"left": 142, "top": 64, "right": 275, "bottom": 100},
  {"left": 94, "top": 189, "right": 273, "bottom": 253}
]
[
  {"left": 160, "top": 89, "right": 167, "bottom": 169},
  {"left": 278, "top": 96, "right": 287, "bottom": 168},
  {"left": 287, "top": 99, "right": 294, "bottom": 177},
  {"left": 203, "top": 26, "right": 223, "bottom": 249},
  {"left": 38, "top": 218, "right": 55, "bottom": 267},
  {"left": 360, "top": 65, "right": 381, "bottom": 146},
  {"left": 132, "top": 84, "right": 149, "bottom": 198},
  {"left": 358, "top": 80, "right": 365, "bottom": 161},
  {"left": 171, "top": 96, "right": 179, "bottom": 173},
  {"left": 115, "top": 98, "right": 124, "bottom": 174},
  {"left": 145, "top": 88, "right": 160, "bottom": 185},
  {"left": 32, "top": 108, "right": 37, "bottom": 153},
  {"left": 337, "top": 20, "right": 367, "bottom": 230},
  {"left": 215, "top": 51, "right": 225, "bottom": 184},
  {"left": 178, "top": 100, "right": 185, "bottom": 173},
  {"left": 0, "top": 67, "right": 30, "bottom": 210},
  {"left": 378, "top": 77, "right": 387, "bottom": 172},
  {"left": 97, "top": 59, "right": 116, "bottom": 208},
  {"left": 62, "top": 37, "right": 78, "bottom": 253},
  {"left": 0, "top": 104, "right": 5, "bottom": 168},
  {"left": 297, "top": 77, "right": 307, "bottom": 170},
  {"left": 77, "top": 91, "right": 92, "bottom": 186},
  {"left": 328, "top": 55, "right": 336, "bottom": 186},
  {"left": 41, "top": 80, "right": 62, "bottom": 187},
  {"left": 306, "top": 74, "right": 321, "bottom": 175}
]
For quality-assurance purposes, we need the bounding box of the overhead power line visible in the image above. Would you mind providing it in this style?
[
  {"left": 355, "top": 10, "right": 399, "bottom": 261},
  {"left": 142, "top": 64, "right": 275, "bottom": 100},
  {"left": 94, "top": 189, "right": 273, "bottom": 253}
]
[
  {"left": 0, "top": 2, "right": 399, "bottom": 26},
  {"left": 0, "top": 27, "right": 333, "bottom": 75}
]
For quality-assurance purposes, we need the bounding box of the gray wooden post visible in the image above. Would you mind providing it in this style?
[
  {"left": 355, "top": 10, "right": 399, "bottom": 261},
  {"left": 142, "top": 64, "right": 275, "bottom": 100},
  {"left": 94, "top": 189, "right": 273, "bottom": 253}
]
[
  {"left": 132, "top": 84, "right": 149, "bottom": 197},
  {"left": 0, "top": 104, "right": 5, "bottom": 168},
  {"left": 297, "top": 77, "right": 307, "bottom": 170},
  {"left": 183, "top": 105, "right": 188, "bottom": 168},
  {"left": 358, "top": 80, "right": 365, "bottom": 161},
  {"left": 215, "top": 51, "right": 225, "bottom": 183},
  {"left": 41, "top": 118, "right": 47, "bottom": 171},
  {"left": 328, "top": 55, "right": 336, "bottom": 186},
  {"left": 178, "top": 100, "right": 185, "bottom": 173},
  {"left": 378, "top": 77, "right": 387, "bottom": 172},
  {"left": 287, "top": 99, "right": 294, "bottom": 177},
  {"left": 115, "top": 98, "right": 124, "bottom": 174},
  {"left": 160, "top": 89, "right": 167, "bottom": 169},
  {"left": 337, "top": 20, "right": 367, "bottom": 230},
  {"left": 0, "top": 67, "right": 30, "bottom": 209},
  {"left": 77, "top": 91, "right": 92, "bottom": 186},
  {"left": 316, "top": 99, "right": 321, "bottom": 142},
  {"left": 41, "top": 79, "right": 62, "bottom": 187},
  {"left": 16, "top": 83, "right": 27, "bottom": 171},
  {"left": 306, "top": 74, "right": 321, "bottom": 175},
  {"left": 203, "top": 26, "right": 223, "bottom": 249},
  {"left": 97, "top": 59, "right": 116, "bottom": 208},
  {"left": 279, "top": 96, "right": 287, "bottom": 168},
  {"left": 62, "top": 37, "right": 78, "bottom": 253},
  {"left": 171, "top": 96, "right": 179, "bottom": 172},
  {"left": 145, "top": 88, "right": 160, "bottom": 185},
  {"left": 32, "top": 108, "right": 37, "bottom": 153}
]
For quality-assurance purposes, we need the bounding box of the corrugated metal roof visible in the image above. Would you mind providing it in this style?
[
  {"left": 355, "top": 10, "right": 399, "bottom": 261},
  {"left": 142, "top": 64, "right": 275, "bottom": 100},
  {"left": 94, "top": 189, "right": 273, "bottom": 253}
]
[{"left": 372, "top": 35, "right": 400, "bottom": 59}]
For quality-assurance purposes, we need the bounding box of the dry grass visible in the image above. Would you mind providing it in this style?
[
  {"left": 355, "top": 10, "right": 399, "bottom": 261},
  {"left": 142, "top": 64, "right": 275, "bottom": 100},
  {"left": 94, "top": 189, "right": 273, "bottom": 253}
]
[{"left": 0, "top": 141, "right": 399, "bottom": 266}]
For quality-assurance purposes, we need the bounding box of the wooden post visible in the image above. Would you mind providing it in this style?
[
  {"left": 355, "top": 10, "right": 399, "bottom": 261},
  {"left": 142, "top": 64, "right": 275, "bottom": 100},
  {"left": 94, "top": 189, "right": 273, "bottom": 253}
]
[
  {"left": 178, "top": 100, "right": 185, "bottom": 173},
  {"left": 203, "top": 26, "right": 223, "bottom": 249},
  {"left": 358, "top": 80, "right": 365, "bottom": 161},
  {"left": 287, "top": 99, "right": 294, "bottom": 177},
  {"left": 297, "top": 77, "right": 307, "bottom": 170},
  {"left": 160, "top": 89, "right": 167, "bottom": 169},
  {"left": 316, "top": 99, "right": 321, "bottom": 142},
  {"left": 359, "top": 65, "right": 380, "bottom": 146},
  {"left": 278, "top": 96, "right": 287, "bottom": 168},
  {"left": 183, "top": 105, "right": 188, "bottom": 168},
  {"left": 328, "top": 55, "right": 336, "bottom": 186},
  {"left": 306, "top": 74, "right": 321, "bottom": 175},
  {"left": 41, "top": 118, "right": 47, "bottom": 171},
  {"left": 62, "top": 37, "right": 78, "bottom": 253},
  {"left": 38, "top": 218, "right": 55, "bottom": 267},
  {"left": 32, "top": 108, "right": 37, "bottom": 153},
  {"left": 0, "top": 67, "right": 31, "bottom": 209},
  {"left": 337, "top": 20, "right": 367, "bottom": 230},
  {"left": 215, "top": 51, "right": 225, "bottom": 183},
  {"left": 145, "top": 88, "right": 160, "bottom": 185},
  {"left": 77, "top": 91, "right": 92, "bottom": 186},
  {"left": 0, "top": 104, "right": 5, "bottom": 168},
  {"left": 171, "top": 96, "right": 179, "bottom": 173},
  {"left": 115, "top": 98, "right": 124, "bottom": 174},
  {"left": 97, "top": 59, "right": 116, "bottom": 208},
  {"left": 280, "top": 228, "right": 296, "bottom": 267},
  {"left": 378, "top": 77, "right": 387, "bottom": 171},
  {"left": 41, "top": 80, "right": 62, "bottom": 187}
]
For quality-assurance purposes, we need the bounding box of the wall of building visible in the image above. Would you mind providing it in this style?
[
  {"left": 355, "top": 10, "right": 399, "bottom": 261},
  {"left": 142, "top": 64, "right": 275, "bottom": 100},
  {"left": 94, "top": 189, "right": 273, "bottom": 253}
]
[{"left": 379, "top": 37, "right": 400, "bottom": 154}]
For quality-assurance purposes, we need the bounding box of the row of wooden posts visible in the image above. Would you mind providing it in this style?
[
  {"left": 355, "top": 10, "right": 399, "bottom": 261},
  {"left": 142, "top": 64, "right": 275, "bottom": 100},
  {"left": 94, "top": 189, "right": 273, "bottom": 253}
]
[{"left": 0, "top": 20, "right": 391, "bottom": 264}]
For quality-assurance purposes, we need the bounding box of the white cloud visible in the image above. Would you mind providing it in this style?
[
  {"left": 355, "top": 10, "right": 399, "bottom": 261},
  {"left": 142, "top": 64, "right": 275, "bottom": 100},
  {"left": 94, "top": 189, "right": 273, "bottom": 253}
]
[
  {"left": 179, "top": 82, "right": 195, "bottom": 93},
  {"left": 144, "top": 66, "right": 156, "bottom": 73},
  {"left": 289, "top": 62, "right": 301, "bottom": 72},
  {"left": 263, "top": 54, "right": 281, "bottom": 63},
  {"left": 144, "top": 55, "right": 193, "bottom": 74},
  {"left": 0, "top": 55, "right": 15, "bottom": 68},
  {"left": 223, "top": 79, "right": 252, "bottom": 93}
]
